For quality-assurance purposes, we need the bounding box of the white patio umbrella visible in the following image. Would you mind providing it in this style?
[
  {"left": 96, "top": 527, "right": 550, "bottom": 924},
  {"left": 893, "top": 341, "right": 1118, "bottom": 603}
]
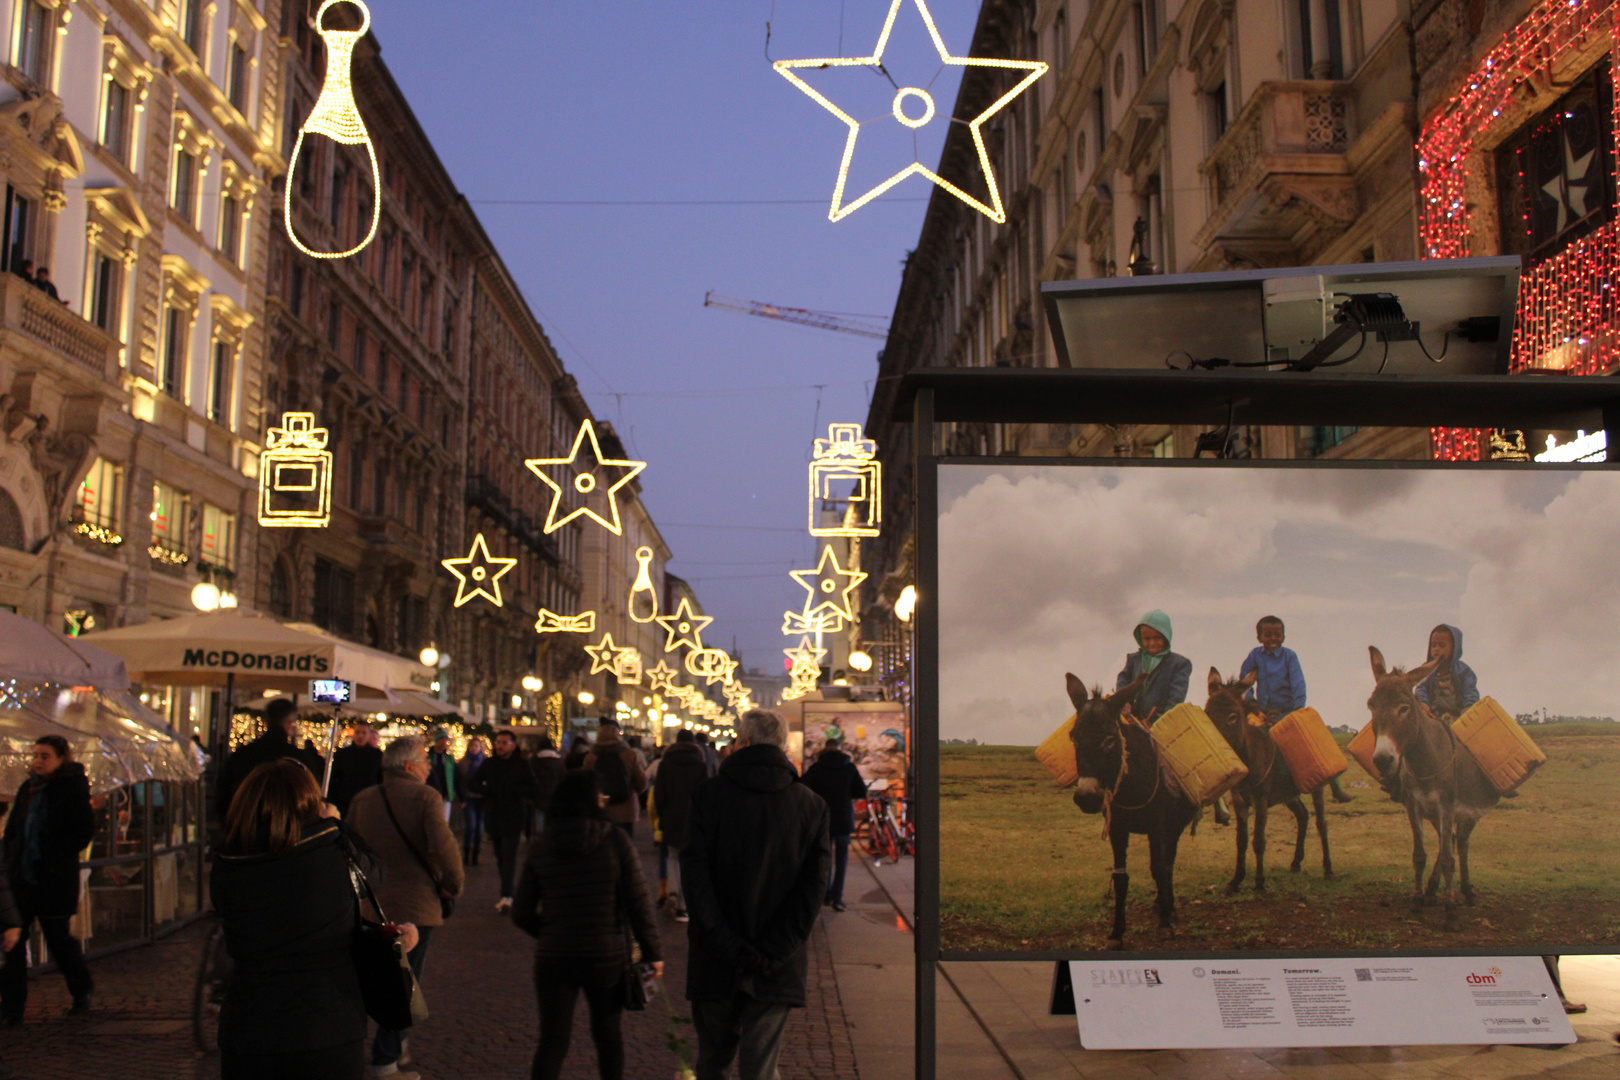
[{"left": 0, "top": 611, "right": 129, "bottom": 692}]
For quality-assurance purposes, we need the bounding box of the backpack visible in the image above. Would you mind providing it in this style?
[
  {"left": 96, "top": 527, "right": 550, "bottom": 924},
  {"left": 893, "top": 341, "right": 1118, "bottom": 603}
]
[{"left": 595, "top": 749, "right": 633, "bottom": 805}]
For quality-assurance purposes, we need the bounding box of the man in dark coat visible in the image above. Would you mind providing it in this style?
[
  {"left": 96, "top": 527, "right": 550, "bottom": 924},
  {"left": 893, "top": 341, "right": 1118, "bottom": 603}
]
[
  {"left": 467, "top": 728, "right": 540, "bottom": 911},
  {"left": 529, "top": 734, "right": 566, "bottom": 833},
  {"left": 215, "top": 698, "right": 319, "bottom": 817},
  {"left": 652, "top": 729, "right": 709, "bottom": 922},
  {"left": 800, "top": 739, "right": 868, "bottom": 911},
  {"left": 325, "top": 721, "right": 382, "bottom": 817},
  {"left": 682, "top": 710, "right": 830, "bottom": 1080},
  {"left": 1, "top": 735, "right": 96, "bottom": 1022}
]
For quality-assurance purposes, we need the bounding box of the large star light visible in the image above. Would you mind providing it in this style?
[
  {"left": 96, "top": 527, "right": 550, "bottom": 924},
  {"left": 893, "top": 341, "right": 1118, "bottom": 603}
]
[
  {"left": 526, "top": 419, "right": 647, "bottom": 536},
  {"left": 441, "top": 534, "right": 517, "bottom": 608},
  {"left": 585, "top": 632, "right": 625, "bottom": 676},
  {"left": 790, "top": 547, "right": 868, "bottom": 628},
  {"left": 656, "top": 597, "right": 713, "bottom": 653},
  {"left": 773, "top": 0, "right": 1047, "bottom": 223},
  {"left": 646, "top": 660, "right": 681, "bottom": 693}
]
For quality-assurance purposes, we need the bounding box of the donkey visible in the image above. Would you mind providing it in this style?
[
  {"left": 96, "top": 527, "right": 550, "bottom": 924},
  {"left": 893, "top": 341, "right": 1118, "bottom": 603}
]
[
  {"left": 1367, "top": 646, "right": 1500, "bottom": 931},
  {"left": 1204, "top": 668, "right": 1332, "bottom": 893},
  {"left": 1065, "top": 672, "right": 1200, "bottom": 949}
]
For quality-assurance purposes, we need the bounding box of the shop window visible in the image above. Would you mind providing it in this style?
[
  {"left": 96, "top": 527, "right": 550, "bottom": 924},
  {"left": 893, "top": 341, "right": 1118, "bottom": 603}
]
[
  {"left": 16, "top": 0, "right": 52, "bottom": 85},
  {"left": 200, "top": 504, "right": 235, "bottom": 571},
  {"left": 102, "top": 80, "right": 132, "bottom": 164},
  {"left": 77, "top": 459, "right": 124, "bottom": 531},
  {"left": 1496, "top": 62, "right": 1617, "bottom": 260},
  {"left": 149, "top": 480, "right": 187, "bottom": 559}
]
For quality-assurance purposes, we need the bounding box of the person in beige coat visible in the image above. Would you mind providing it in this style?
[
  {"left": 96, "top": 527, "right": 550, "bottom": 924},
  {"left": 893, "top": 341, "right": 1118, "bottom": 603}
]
[{"left": 348, "top": 735, "right": 464, "bottom": 1080}]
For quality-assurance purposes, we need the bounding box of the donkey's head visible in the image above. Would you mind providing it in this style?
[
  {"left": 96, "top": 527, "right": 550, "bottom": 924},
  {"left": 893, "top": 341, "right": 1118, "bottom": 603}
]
[
  {"left": 1366, "top": 646, "right": 1439, "bottom": 778},
  {"left": 1065, "top": 671, "right": 1146, "bottom": 814},
  {"left": 1204, "top": 666, "right": 1259, "bottom": 748}
]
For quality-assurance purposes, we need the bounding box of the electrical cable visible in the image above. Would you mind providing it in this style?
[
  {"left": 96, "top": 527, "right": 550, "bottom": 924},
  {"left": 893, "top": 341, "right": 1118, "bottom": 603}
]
[
  {"left": 1416, "top": 329, "right": 1453, "bottom": 363},
  {"left": 1305, "top": 330, "right": 1369, "bottom": 368},
  {"left": 1375, "top": 338, "right": 1391, "bottom": 375}
]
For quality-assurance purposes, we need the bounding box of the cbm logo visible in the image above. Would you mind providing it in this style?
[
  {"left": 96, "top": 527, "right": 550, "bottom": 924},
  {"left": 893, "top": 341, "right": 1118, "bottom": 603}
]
[{"left": 1466, "top": 967, "right": 1504, "bottom": 985}]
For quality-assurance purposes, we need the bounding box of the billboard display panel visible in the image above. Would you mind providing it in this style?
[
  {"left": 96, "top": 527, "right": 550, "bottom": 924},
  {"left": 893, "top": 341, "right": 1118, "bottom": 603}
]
[{"left": 937, "top": 460, "right": 1620, "bottom": 957}]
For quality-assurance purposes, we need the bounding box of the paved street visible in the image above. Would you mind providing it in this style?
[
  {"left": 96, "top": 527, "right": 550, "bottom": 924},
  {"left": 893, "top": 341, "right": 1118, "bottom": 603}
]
[{"left": 0, "top": 830, "right": 866, "bottom": 1079}]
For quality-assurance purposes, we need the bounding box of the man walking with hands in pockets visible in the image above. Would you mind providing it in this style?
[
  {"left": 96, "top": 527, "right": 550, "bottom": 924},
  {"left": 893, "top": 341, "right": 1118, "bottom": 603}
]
[{"left": 681, "top": 710, "right": 830, "bottom": 1080}]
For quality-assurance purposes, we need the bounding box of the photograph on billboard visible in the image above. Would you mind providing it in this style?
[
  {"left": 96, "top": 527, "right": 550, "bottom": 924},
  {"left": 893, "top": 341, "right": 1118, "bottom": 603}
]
[{"left": 937, "top": 461, "right": 1620, "bottom": 956}]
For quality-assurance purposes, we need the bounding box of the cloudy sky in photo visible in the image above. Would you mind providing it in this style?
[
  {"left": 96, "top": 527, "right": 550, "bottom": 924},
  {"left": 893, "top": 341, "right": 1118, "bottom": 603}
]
[{"left": 938, "top": 464, "right": 1620, "bottom": 745}]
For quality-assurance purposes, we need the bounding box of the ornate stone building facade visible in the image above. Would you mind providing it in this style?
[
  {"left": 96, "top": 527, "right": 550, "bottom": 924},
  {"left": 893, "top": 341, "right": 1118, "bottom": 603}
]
[{"left": 0, "top": 0, "right": 282, "bottom": 632}]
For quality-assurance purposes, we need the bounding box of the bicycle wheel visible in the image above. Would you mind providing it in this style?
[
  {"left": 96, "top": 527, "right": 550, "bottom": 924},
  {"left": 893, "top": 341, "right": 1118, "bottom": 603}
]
[{"left": 192, "top": 922, "right": 231, "bottom": 1052}]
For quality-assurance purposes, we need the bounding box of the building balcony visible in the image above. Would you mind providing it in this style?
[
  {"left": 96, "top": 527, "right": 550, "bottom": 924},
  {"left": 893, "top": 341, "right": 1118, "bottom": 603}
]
[
  {"left": 1193, "top": 81, "right": 1360, "bottom": 269},
  {"left": 465, "top": 473, "right": 559, "bottom": 564},
  {"left": 0, "top": 271, "right": 123, "bottom": 384}
]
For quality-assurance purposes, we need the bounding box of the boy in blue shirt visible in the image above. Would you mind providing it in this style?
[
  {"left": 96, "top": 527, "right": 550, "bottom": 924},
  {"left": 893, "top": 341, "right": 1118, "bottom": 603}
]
[{"left": 1240, "top": 615, "right": 1353, "bottom": 803}]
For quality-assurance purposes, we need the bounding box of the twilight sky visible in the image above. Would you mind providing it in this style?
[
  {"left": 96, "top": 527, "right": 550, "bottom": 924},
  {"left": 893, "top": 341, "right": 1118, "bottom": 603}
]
[
  {"left": 375, "top": 1, "right": 977, "bottom": 671},
  {"left": 938, "top": 464, "right": 1620, "bottom": 744}
]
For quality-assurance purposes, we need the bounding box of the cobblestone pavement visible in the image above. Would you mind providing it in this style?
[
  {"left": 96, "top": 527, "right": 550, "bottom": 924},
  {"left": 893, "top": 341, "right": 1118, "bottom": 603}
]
[{"left": 0, "top": 828, "right": 863, "bottom": 1079}]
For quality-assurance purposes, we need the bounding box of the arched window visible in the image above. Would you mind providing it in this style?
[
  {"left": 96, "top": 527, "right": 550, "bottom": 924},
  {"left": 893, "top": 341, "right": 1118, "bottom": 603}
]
[{"left": 0, "top": 490, "right": 25, "bottom": 551}]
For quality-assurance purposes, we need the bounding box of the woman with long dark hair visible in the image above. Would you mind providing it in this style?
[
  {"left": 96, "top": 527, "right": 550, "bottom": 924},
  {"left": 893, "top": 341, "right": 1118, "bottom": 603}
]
[
  {"left": 512, "top": 770, "right": 661, "bottom": 1080},
  {"left": 211, "top": 759, "right": 417, "bottom": 1080}
]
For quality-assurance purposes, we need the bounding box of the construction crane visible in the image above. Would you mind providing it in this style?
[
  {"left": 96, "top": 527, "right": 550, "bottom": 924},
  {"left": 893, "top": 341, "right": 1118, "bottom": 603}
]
[{"left": 703, "top": 292, "right": 890, "bottom": 340}]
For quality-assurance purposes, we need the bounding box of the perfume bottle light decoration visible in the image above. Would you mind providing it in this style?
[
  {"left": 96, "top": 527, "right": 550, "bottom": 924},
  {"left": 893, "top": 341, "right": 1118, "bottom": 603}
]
[
  {"left": 258, "top": 413, "right": 334, "bottom": 527},
  {"left": 285, "top": 0, "right": 381, "bottom": 259},
  {"left": 808, "top": 424, "right": 881, "bottom": 537}
]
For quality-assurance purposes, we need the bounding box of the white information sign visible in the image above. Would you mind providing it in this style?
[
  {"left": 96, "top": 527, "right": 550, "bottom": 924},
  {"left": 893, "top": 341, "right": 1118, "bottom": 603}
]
[{"left": 1072, "top": 956, "right": 1573, "bottom": 1049}]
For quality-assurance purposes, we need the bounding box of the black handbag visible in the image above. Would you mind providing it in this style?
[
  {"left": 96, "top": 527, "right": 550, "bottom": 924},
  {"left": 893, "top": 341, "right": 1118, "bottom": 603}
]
[
  {"left": 346, "top": 856, "right": 428, "bottom": 1029},
  {"left": 614, "top": 848, "right": 657, "bottom": 1011},
  {"left": 380, "top": 785, "right": 456, "bottom": 919}
]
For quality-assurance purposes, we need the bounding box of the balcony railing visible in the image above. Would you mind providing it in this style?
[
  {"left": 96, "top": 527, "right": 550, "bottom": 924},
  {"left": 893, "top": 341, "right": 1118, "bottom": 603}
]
[
  {"left": 465, "top": 474, "right": 560, "bottom": 564},
  {"left": 0, "top": 272, "right": 123, "bottom": 380}
]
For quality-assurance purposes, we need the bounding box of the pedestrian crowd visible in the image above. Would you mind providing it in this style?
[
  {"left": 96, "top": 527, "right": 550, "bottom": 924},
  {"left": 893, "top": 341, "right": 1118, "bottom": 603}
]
[{"left": 46, "top": 705, "right": 838, "bottom": 1080}]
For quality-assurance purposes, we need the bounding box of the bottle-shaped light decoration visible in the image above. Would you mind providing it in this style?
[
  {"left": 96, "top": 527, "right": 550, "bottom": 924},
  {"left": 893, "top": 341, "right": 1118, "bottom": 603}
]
[
  {"left": 808, "top": 424, "right": 881, "bottom": 537},
  {"left": 628, "top": 546, "right": 659, "bottom": 624},
  {"left": 258, "top": 413, "right": 333, "bottom": 527},
  {"left": 285, "top": 0, "right": 380, "bottom": 260}
]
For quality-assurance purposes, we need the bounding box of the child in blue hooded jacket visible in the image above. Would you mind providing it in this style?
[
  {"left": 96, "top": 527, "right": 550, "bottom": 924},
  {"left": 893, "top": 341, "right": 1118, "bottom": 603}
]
[
  {"left": 1115, "top": 610, "right": 1192, "bottom": 722},
  {"left": 1413, "top": 623, "right": 1479, "bottom": 719}
]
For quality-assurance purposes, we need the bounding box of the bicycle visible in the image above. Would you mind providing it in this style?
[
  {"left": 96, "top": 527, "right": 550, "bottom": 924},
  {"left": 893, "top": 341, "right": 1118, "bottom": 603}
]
[
  {"left": 192, "top": 915, "right": 232, "bottom": 1052},
  {"left": 859, "top": 782, "right": 905, "bottom": 864}
]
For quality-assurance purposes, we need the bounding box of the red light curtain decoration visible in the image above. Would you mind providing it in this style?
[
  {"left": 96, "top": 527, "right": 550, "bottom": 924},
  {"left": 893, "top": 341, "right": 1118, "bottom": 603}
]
[{"left": 1418, "top": 0, "right": 1620, "bottom": 457}]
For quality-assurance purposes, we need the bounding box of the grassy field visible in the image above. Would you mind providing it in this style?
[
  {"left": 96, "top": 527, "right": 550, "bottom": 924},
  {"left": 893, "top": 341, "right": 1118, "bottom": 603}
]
[{"left": 941, "top": 724, "right": 1620, "bottom": 953}]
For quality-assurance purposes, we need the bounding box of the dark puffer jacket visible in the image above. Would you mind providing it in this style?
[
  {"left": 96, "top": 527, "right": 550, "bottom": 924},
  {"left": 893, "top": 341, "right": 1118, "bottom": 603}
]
[
  {"left": 681, "top": 744, "right": 830, "bottom": 1006},
  {"left": 510, "top": 816, "right": 660, "bottom": 966},
  {"left": 210, "top": 820, "right": 368, "bottom": 1055},
  {"left": 651, "top": 740, "right": 709, "bottom": 849},
  {"left": 466, "top": 752, "right": 540, "bottom": 833},
  {"left": 801, "top": 748, "right": 868, "bottom": 838},
  {"left": 3, "top": 761, "right": 94, "bottom": 916}
]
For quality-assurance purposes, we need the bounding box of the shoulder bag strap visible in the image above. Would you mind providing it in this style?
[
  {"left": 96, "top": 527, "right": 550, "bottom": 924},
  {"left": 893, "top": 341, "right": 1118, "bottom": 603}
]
[
  {"left": 380, "top": 784, "right": 443, "bottom": 893},
  {"left": 345, "top": 847, "right": 392, "bottom": 925}
]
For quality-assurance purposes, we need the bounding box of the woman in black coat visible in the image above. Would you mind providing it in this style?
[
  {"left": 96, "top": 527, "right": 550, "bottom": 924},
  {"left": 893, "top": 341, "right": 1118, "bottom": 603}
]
[
  {"left": 211, "top": 759, "right": 417, "bottom": 1080},
  {"left": 512, "top": 770, "right": 661, "bottom": 1080},
  {"left": 0, "top": 735, "right": 95, "bottom": 1023}
]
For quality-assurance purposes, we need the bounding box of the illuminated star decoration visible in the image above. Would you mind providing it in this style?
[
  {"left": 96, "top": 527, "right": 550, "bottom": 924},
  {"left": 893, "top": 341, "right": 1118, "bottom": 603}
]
[
  {"left": 441, "top": 534, "right": 517, "bottom": 608},
  {"left": 285, "top": 0, "right": 381, "bottom": 258},
  {"left": 656, "top": 596, "right": 713, "bottom": 653},
  {"left": 783, "top": 637, "right": 827, "bottom": 701},
  {"left": 773, "top": 0, "right": 1046, "bottom": 223},
  {"left": 584, "top": 632, "right": 625, "bottom": 676},
  {"left": 724, "top": 683, "right": 754, "bottom": 712},
  {"left": 646, "top": 660, "right": 681, "bottom": 693},
  {"left": 526, "top": 418, "right": 647, "bottom": 537},
  {"left": 1542, "top": 129, "right": 1598, "bottom": 234},
  {"left": 790, "top": 546, "right": 868, "bottom": 629},
  {"left": 535, "top": 609, "right": 597, "bottom": 634}
]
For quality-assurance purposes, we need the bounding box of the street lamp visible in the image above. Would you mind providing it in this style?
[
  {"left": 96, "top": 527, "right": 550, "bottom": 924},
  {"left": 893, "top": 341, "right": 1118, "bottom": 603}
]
[
  {"left": 419, "top": 645, "right": 439, "bottom": 667},
  {"left": 191, "top": 581, "right": 221, "bottom": 612},
  {"left": 521, "top": 674, "right": 543, "bottom": 692},
  {"left": 510, "top": 694, "right": 523, "bottom": 709},
  {"left": 848, "top": 649, "right": 873, "bottom": 672},
  {"left": 218, "top": 590, "right": 239, "bottom": 609},
  {"left": 895, "top": 585, "right": 917, "bottom": 623},
  {"left": 578, "top": 690, "right": 595, "bottom": 706}
]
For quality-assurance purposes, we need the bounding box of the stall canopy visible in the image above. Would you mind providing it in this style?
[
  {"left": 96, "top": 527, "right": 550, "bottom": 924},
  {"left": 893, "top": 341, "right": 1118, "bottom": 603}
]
[
  {"left": 0, "top": 611, "right": 129, "bottom": 692},
  {"left": 85, "top": 611, "right": 433, "bottom": 696},
  {"left": 342, "top": 691, "right": 458, "bottom": 718}
]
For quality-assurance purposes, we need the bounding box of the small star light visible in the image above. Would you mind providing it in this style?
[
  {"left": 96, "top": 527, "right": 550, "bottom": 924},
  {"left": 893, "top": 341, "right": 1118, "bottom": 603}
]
[
  {"left": 526, "top": 419, "right": 647, "bottom": 537},
  {"left": 285, "top": 0, "right": 381, "bottom": 259},
  {"left": 535, "top": 609, "right": 597, "bottom": 634},
  {"left": 656, "top": 596, "right": 713, "bottom": 653},
  {"left": 790, "top": 547, "right": 868, "bottom": 628},
  {"left": 773, "top": 0, "right": 1046, "bottom": 223},
  {"left": 646, "top": 660, "right": 681, "bottom": 693},
  {"left": 724, "top": 683, "right": 754, "bottom": 712},
  {"left": 585, "top": 632, "right": 625, "bottom": 676},
  {"left": 783, "top": 636, "right": 827, "bottom": 700},
  {"left": 441, "top": 534, "right": 517, "bottom": 608}
]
